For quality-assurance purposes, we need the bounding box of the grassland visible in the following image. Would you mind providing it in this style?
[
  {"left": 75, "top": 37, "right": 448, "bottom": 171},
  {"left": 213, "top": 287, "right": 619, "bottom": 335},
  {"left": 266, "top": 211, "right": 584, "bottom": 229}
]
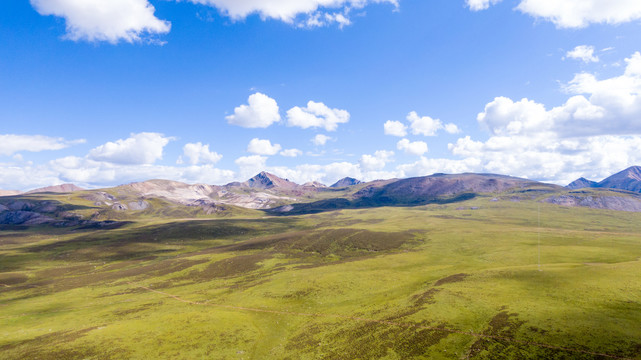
[{"left": 1, "top": 195, "right": 640, "bottom": 359}]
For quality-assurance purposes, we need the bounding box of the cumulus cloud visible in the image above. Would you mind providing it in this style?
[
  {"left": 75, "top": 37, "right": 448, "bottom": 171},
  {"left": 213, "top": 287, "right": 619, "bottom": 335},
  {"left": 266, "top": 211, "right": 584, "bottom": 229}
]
[
  {"left": 0, "top": 134, "right": 85, "bottom": 156},
  {"left": 312, "top": 134, "right": 332, "bottom": 146},
  {"left": 280, "top": 148, "right": 303, "bottom": 157},
  {"left": 47, "top": 155, "right": 236, "bottom": 187},
  {"left": 469, "top": 0, "right": 641, "bottom": 28},
  {"left": 226, "top": 93, "right": 281, "bottom": 128},
  {"left": 517, "top": 0, "right": 641, "bottom": 28},
  {"left": 397, "top": 139, "right": 428, "bottom": 156},
  {"left": 360, "top": 150, "right": 394, "bottom": 171},
  {"left": 235, "top": 155, "right": 268, "bottom": 179},
  {"left": 442, "top": 51, "right": 641, "bottom": 183},
  {"left": 187, "top": 0, "right": 397, "bottom": 26},
  {"left": 181, "top": 142, "right": 222, "bottom": 165},
  {"left": 88, "top": 132, "right": 172, "bottom": 165},
  {"left": 407, "top": 111, "right": 443, "bottom": 136},
  {"left": 396, "top": 156, "right": 481, "bottom": 179},
  {"left": 247, "top": 138, "right": 282, "bottom": 155},
  {"left": 466, "top": 0, "right": 502, "bottom": 11},
  {"left": 383, "top": 120, "right": 408, "bottom": 137},
  {"left": 566, "top": 45, "right": 599, "bottom": 63},
  {"left": 406, "top": 111, "right": 460, "bottom": 137},
  {"left": 287, "top": 101, "right": 350, "bottom": 131},
  {"left": 444, "top": 123, "right": 462, "bottom": 134},
  {"left": 479, "top": 52, "right": 641, "bottom": 138},
  {"left": 30, "top": 0, "right": 170, "bottom": 44}
]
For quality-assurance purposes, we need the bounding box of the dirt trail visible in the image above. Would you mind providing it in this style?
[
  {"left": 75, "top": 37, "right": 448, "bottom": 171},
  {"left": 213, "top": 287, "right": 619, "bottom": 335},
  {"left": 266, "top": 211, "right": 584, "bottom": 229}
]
[{"left": 130, "top": 282, "right": 633, "bottom": 360}]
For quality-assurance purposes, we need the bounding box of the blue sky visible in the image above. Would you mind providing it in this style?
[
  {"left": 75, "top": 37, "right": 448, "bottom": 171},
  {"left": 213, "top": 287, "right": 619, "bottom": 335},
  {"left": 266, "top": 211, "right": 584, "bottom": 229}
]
[{"left": 1, "top": 0, "right": 641, "bottom": 190}]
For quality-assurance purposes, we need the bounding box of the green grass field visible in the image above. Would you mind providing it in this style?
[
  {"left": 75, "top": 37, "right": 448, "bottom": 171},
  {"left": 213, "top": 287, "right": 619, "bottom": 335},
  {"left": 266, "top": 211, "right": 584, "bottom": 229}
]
[{"left": 1, "top": 196, "right": 640, "bottom": 359}]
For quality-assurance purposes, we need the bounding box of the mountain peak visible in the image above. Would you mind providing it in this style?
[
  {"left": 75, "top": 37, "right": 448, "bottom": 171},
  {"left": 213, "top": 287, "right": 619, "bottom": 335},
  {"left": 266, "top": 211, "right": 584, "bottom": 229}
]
[
  {"left": 330, "top": 177, "right": 363, "bottom": 188},
  {"left": 566, "top": 177, "right": 598, "bottom": 190},
  {"left": 246, "top": 172, "right": 298, "bottom": 189},
  {"left": 597, "top": 166, "right": 641, "bottom": 193},
  {"left": 622, "top": 166, "right": 641, "bottom": 180}
]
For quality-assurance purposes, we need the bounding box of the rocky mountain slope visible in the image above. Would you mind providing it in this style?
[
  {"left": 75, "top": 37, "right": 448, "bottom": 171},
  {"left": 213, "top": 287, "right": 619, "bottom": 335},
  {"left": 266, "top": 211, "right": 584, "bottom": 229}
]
[
  {"left": 545, "top": 189, "right": 641, "bottom": 212},
  {"left": 567, "top": 166, "right": 641, "bottom": 193},
  {"left": 597, "top": 166, "right": 641, "bottom": 193},
  {"left": 3, "top": 167, "right": 641, "bottom": 226}
]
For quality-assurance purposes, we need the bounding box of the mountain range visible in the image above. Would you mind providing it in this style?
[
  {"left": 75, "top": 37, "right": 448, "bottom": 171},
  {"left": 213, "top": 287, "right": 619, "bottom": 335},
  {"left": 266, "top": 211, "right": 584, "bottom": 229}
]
[{"left": 1, "top": 167, "right": 641, "bottom": 227}]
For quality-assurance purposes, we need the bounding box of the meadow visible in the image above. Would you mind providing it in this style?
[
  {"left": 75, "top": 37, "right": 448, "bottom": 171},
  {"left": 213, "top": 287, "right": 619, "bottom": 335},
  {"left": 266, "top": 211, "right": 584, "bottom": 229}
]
[{"left": 1, "top": 195, "right": 640, "bottom": 359}]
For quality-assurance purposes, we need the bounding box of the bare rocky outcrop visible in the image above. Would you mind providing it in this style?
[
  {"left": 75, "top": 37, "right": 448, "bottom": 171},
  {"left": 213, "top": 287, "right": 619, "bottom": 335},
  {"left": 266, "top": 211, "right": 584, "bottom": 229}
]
[
  {"left": 112, "top": 203, "right": 128, "bottom": 211},
  {"left": 127, "top": 200, "right": 150, "bottom": 211},
  {"left": 545, "top": 192, "right": 641, "bottom": 212}
]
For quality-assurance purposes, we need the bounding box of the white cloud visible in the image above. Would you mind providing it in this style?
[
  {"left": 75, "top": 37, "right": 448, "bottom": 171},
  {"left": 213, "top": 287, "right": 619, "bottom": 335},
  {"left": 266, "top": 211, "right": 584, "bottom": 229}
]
[
  {"left": 280, "top": 148, "right": 303, "bottom": 157},
  {"left": 47, "top": 155, "right": 236, "bottom": 187},
  {"left": 396, "top": 156, "right": 481, "bottom": 178},
  {"left": 287, "top": 101, "right": 350, "bottom": 131},
  {"left": 360, "top": 150, "right": 394, "bottom": 171},
  {"left": 517, "top": 0, "right": 641, "bottom": 28},
  {"left": 301, "top": 11, "right": 352, "bottom": 28},
  {"left": 442, "top": 51, "right": 641, "bottom": 184},
  {"left": 0, "top": 134, "right": 85, "bottom": 156},
  {"left": 182, "top": 142, "right": 222, "bottom": 165},
  {"left": 407, "top": 111, "right": 443, "bottom": 136},
  {"left": 407, "top": 111, "right": 459, "bottom": 137},
  {"left": 187, "top": 0, "right": 397, "bottom": 26},
  {"left": 478, "top": 52, "right": 641, "bottom": 138},
  {"left": 466, "top": 0, "right": 502, "bottom": 11},
  {"left": 383, "top": 120, "right": 408, "bottom": 137},
  {"left": 247, "top": 138, "right": 282, "bottom": 155},
  {"left": 566, "top": 45, "right": 599, "bottom": 63},
  {"left": 469, "top": 0, "right": 641, "bottom": 29},
  {"left": 226, "top": 93, "right": 281, "bottom": 128},
  {"left": 444, "top": 123, "right": 462, "bottom": 134},
  {"left": 235, "top": 155, "right": 267, "bottom": 179},
  {"left": 88, "top": 132, "right": 171, "bottom": 165},
  {"left": 312, "top": 134, "right": 332, "bottom": 146},
  {"left": 324, "top": 161, "right": 362, "bottom": 183},
  {"left": 30, "top": 0, "right": 170, "bottom": 44},
  {"left": 477, "top": 97, "right": 551, "bottom": 136},
  {"left": 397, "top": 138, "right": 428, "bottom": 156}
]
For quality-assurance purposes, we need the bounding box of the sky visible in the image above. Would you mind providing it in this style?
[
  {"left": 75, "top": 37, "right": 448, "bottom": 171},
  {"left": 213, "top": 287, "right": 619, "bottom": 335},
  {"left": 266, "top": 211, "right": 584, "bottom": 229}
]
[{"left": 1, "top": 0, "right": 641, "bottom": 190}]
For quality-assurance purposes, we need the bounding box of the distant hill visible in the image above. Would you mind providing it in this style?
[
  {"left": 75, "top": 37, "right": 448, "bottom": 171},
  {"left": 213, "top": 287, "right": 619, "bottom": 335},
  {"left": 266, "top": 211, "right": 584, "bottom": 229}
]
[
  {"left": 303, "top": 181, "right": 327, "bottom": 188},
  {"left": 25, "top": 184, "right": 84, "bottom": 194},
  {"left": 566, "top": 166, "right": 641, "bottom": 193},
  {"left": 330, "top": 177, "right": 362, "bottom": 188},
  {"left": 566, "top": 177, "right": 598, "bottom": 190},
  {"left": 271, "top": 173, "right": 557, "bottom": 215},
  {"left": 0, "top": 190, "right": 22, "bottom": 197}
]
